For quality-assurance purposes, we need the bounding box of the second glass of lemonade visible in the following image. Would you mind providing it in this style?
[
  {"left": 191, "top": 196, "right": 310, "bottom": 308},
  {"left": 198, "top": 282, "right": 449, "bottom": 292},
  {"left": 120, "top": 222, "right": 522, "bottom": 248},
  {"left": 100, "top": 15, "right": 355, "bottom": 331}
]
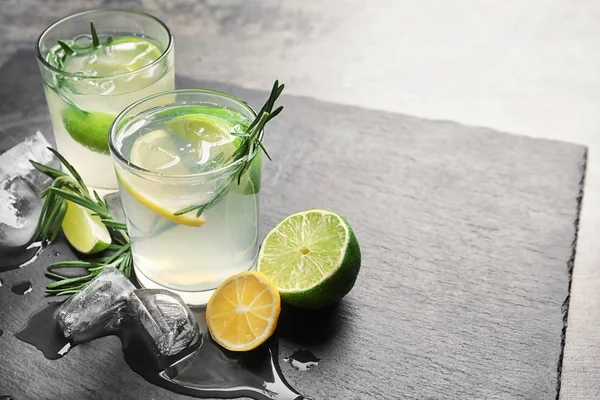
[
  {"left": 36, "top": 9, "right": 174, "bottom": 190},
  {"left": 109, "top": 90, "right": 262, "bottom": 305}
]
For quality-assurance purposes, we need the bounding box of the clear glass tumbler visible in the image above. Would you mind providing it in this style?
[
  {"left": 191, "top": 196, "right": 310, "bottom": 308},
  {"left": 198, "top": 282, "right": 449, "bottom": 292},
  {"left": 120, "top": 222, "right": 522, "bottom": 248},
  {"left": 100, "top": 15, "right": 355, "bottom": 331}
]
[
  {"left": 36, "top": 9, "right": 174, "bottom": 190},
  {"left": 109, "top": 89, "right": 262, "bottom": 305}
]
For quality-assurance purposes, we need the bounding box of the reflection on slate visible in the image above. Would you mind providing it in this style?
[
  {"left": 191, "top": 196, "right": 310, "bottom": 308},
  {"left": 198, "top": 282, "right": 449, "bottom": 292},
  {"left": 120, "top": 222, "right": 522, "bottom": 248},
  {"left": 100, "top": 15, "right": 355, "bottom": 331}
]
[{"left": 0, "top": 50, "right": 587, "bottom": 399}]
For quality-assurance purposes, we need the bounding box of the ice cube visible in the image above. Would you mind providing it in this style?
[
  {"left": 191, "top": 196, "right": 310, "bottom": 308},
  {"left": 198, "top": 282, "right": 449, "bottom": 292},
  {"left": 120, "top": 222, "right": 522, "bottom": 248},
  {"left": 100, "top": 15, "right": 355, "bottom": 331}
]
[
  {"left": 0, "top": 131, "right": 58, "bottom": 191},
  {"left": 103, "top": 192, "right": 126, "bottom": 223},
  {"left": 0, "top": 176, "right": 43, "bottom": 250},
  {"left": 55, "top": 267, "right": 135, "bottom": 342},
  {"left": 126, "top": 289, "right": 200, "bottom": 358},
  {"left": 0, "top": 132, "right": 58, "bottom": 250}
]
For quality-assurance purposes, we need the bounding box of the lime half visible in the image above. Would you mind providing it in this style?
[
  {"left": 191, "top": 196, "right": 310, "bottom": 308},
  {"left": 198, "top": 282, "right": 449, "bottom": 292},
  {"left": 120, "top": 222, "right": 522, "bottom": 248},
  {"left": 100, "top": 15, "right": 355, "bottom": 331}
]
[
  {"left": 61, "top": 200, "right": 111, "bottom": 254},
  {"left": 257, "top": 209, "right": 361, "bottom": 309}
]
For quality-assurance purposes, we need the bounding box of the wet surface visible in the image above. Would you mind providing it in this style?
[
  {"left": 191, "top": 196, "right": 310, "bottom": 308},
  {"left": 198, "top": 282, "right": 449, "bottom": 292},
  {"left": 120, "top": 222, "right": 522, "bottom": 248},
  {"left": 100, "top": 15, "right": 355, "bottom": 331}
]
[
  {"left": 0, "top": 242, "right": 43, "bottom": 273},
  {"left": 10, "top": 281, "right": 32, "bottom": 295},
  {"left": 15, "top": 303, "right": 305, "bottom": 400},
  {"left": 14, "top": 302, "right": 68, "bottom": 360},
  {"left": 283, "top": 350, "right": 320, "bottom": 372}
]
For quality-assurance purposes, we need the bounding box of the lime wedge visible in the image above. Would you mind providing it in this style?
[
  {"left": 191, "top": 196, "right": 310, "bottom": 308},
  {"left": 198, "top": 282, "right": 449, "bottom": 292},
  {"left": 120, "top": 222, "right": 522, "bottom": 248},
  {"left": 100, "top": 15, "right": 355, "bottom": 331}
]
[
  {"left": 257, "top": 209, "right": 361, "bottom": 309},
  {"left": 61, "top": 200, "right": 112, "bottom": 254},
  {"left": 61, "top": 107, "right": 114, "bottom": 154}
]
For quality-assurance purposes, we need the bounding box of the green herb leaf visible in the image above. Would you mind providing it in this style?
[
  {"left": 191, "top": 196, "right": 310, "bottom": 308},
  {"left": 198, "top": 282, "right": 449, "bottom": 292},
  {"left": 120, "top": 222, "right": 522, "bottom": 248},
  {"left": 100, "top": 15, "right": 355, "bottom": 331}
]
[
  {"left": 32, "top": 147, "right": 133, "bottom": 296},
  {"left": 57, "top": 40, "right": 75, "bottom": 55},
  {"left": 90, "top": 21, "right": 100, "bottom": 48},
  {"left": 174, "top": 80, "right": 284, "bottom": 217}
]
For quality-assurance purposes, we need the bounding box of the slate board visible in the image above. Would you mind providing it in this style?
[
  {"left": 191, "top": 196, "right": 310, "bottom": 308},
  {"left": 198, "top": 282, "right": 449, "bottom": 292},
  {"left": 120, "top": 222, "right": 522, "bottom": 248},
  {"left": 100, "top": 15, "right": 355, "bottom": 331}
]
[{"left": 0, "top": 50, "right": 587, "bottom": 400}]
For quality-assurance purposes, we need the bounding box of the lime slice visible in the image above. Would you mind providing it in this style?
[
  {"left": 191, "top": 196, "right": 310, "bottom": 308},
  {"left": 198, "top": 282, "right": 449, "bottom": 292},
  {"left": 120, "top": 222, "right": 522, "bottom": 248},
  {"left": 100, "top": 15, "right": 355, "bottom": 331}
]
[
  {"left": 164, "top": 114, "right": 242, "bottom": 166},
  {"left": 61, "top": 107, "right": 114, "bottom": 154},
  {"left": 257, "top": 209, "right": 361, "bottom": 309},
  {"left": 129, "top": 129, "right": 189, "bottom": 175},
  {"left": 61, "top": 200, "right": 111, "bottom": 254}
]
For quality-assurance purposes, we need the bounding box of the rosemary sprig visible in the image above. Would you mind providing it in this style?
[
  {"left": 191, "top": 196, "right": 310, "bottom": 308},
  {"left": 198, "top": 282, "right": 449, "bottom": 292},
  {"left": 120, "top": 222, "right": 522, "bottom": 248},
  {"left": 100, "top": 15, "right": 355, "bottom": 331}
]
[
  {"left": 31, "top": 148, "right": 132, "bottom": 295},
  {"left": 174, "top": 80, "right": 285, "bottom": 217}
]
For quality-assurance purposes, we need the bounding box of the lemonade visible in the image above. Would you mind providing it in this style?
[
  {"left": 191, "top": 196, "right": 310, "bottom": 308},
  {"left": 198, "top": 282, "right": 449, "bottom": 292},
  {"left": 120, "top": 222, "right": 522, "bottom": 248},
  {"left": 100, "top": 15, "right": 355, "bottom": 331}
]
[
  {"left": 110, "top": 90, "right": 263, "bottom": 305},
  {"left": 36, "top": 10, "right": 174, "bottom": 189}
]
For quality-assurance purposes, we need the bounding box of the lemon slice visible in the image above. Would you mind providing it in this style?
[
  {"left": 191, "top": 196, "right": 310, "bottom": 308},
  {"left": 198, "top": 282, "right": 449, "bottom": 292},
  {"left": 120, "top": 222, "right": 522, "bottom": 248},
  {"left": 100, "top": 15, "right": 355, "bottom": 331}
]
[
  {"left": 206, "top": 271, "right": 281, "bottom": 351},
  {"left": 61, "top": 200, "right": 112, "bottom": 254},
  {"left": 116, "top": 172, "right": 207, "bottom": 228}
]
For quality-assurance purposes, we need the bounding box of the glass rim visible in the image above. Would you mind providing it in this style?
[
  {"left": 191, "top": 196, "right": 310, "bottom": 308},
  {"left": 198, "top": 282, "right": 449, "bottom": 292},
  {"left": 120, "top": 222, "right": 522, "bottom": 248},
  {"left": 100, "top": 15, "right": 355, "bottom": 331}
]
[
  {"left": 35, "top": 8, "right": 173, "bottom": 80},
  {"left": 109, "top": 88, "right": 260, "bottom": 180}
]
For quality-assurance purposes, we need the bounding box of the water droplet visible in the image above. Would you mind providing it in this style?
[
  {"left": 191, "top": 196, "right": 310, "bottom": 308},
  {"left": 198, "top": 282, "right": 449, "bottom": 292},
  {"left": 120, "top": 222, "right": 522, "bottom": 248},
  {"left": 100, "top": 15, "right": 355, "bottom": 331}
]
[
  {"left": 284, "top": 349, "right": 320, "bottom": 371},
  {"left": 54, "top": 251, "right": 61, "bottom": 257},
  {"left": 0, "top": 329, "right": 4, "bottom": 337},
  {"left": 0, "top": 278, "right": 3, "bottom": 287},
  {"left": 11, "top": 281, "right": 32, "bottom": 295}
]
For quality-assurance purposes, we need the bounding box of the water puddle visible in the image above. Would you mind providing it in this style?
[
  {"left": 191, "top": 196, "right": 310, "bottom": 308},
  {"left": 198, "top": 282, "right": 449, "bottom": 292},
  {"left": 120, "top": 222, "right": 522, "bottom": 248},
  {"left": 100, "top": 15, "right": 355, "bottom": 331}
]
[
  {"left": 11, "top": 281, "right": 32, "bottom": 295},
  {"left": 0, "top": 241, "right": 43, "bottom": 273},
  {"left": 284, "top": 350, "right": 320, "bottom": 371},
  {"left": 14, "top": 302, "right": 69, "bottom": 360},
  {"left": 16, "top": 304, "right": 306, "bottom": 400}
]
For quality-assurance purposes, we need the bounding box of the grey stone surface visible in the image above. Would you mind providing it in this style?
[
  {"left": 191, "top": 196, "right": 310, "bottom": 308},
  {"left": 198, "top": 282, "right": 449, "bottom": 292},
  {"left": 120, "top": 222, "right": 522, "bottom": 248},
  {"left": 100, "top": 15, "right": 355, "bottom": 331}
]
[{"left": 0, "top": 49, "right": 586, "bottom": 399}]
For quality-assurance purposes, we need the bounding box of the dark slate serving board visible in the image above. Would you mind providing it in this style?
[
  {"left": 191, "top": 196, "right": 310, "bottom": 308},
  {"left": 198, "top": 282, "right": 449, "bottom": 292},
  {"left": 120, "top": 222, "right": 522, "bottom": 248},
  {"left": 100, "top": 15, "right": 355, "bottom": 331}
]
[{"left": 0, "top": 50, "right": 587, "bottom": 400}]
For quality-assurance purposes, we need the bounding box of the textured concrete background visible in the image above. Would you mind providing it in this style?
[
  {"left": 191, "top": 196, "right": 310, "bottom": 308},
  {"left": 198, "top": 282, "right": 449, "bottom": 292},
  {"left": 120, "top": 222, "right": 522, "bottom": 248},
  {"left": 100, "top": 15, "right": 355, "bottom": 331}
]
[{"left": 1, "top": 1, "right": 599, "bottom": 398}]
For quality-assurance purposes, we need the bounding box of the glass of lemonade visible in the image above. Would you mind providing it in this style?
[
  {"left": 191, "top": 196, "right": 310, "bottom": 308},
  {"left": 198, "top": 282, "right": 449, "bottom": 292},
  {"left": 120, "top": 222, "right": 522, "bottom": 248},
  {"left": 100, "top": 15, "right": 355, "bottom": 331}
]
[
  {"left": 36, "top": 9, "right": 174, "bottom": 190},
  {"left": 109, "top": 89, "right": 262, "bottom": 305}
]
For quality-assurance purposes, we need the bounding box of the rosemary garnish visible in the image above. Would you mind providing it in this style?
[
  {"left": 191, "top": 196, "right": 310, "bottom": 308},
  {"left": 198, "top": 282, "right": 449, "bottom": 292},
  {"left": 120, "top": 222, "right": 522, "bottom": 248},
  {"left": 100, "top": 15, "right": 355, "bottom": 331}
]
[
  {"left": 49, "top": 21, "right": 113, "bottom": 115},
  {"left": 173, "top": 80, "right": 285, "bottom": 218},
  {"left": 31, "top": 148, "right": 132, "bottom": 296}
]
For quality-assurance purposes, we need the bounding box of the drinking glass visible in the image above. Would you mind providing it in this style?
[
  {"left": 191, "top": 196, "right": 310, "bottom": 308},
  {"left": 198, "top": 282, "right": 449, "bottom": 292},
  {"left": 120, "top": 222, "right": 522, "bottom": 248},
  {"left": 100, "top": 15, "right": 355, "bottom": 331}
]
[{"left": 36, "top": 9, "right": 174, "bottom": 190}]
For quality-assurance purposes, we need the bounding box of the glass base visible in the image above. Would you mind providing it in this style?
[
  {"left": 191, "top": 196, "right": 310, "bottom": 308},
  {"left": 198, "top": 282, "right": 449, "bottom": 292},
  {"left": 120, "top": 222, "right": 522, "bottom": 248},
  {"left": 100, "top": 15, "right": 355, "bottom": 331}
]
[{"left": 134, "top": 265, "right": 216, "bottom": 306}]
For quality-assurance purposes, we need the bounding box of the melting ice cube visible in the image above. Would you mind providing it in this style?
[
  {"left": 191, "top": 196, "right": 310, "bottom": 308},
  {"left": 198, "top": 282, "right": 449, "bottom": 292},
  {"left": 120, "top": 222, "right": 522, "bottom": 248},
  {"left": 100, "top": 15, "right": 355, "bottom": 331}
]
[
  {"left": 127, "top": 289, "right": 200, "bottom": 358},
  {"left": 0, "top": 131, "right": 58, "bottom": 190},
  {"left": 103, "top": 191, "right": 126, "bottom": 223},
  {"left": 0, "top": 131, "right": 58, "bottom": 251},
  {"left": 0, "top": 177, "right": 42, "bottom": 250},
  {"left": 55, "top": 267, "right": 136, "bottom": 342}
]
